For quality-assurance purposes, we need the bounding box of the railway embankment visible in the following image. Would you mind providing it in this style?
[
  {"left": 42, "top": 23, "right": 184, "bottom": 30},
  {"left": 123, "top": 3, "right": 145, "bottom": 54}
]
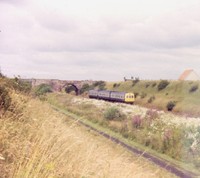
[
  {"left": 0, "top": 77, "right": 176, "bottom": 178},
  {"left": 47, "top": 92, "right": 200, "bottom": 177}
]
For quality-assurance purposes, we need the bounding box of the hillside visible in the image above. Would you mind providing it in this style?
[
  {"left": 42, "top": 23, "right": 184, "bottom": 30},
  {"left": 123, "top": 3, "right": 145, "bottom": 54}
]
[
  {"left": 0, "top": 77, "right": 176, "bottom": 177},
  {"left": 48, "top": 92, "right": 200, "bottom": 176},
  {"left": 106, "top": 80, "right": 200, "bottom": 117}
]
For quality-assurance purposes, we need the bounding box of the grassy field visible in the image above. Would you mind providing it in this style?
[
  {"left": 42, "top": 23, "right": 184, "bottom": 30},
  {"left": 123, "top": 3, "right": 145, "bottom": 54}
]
[
  {"left": 106, "top": 80, "right": 200, "bottom": 116},
  {"left": 0, "top": 81, "right": 176, "bottom": 177},
  {"left": 47, "top": 92, "right": 200, "bottom": 175},
  {"left": 1, "top": 77, "right": 200, "bottom": 177}
]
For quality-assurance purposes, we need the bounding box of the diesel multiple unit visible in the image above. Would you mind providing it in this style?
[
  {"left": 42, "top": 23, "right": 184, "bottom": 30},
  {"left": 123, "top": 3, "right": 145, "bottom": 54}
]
[{"left": 88, "top": 90, "right": 135, "bottom": 104}]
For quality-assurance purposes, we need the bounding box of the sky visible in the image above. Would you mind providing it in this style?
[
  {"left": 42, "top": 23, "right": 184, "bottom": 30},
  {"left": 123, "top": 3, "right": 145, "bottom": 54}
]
[{"left": 0, "top": 0, "right": 200, "bottom": 81}]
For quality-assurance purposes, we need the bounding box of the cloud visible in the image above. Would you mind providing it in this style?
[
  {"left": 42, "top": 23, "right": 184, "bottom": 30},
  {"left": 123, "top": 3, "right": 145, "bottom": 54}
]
[
  {"left": 0, "top": 0, "right": 26, "bottom": 6},
  {"left": 28, "top": 4, "right": 200, "bottom": 54},
  {"left": 1, "top": 0, "right": 200, "bottom": 80}
]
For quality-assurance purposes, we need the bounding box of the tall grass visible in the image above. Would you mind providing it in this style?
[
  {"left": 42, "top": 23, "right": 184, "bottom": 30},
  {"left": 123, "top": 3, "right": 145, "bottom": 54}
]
[
  {"left": 47, "top": 93, "right": 200, "bottom": 174},
  {"left": 0, "top": 92, "right": 175, "bottom": 178}
]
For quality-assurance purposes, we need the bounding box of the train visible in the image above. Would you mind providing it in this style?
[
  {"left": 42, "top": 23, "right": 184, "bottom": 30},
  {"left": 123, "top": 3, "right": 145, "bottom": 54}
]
[{"left": 88, "top": 90, "right": 135, "bottom": 104}]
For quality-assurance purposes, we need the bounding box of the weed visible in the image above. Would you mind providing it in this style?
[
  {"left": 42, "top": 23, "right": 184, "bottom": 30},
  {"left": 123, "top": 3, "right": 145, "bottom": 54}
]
[
  {"left": 80, "top": 83, "right": 91, "bottom": 94},
  {"left": 34, "top": 84, "right": 52, "bottom": 96},
  {"left": 140, "top": 92, "right": 147, "bottom": 99},
  {"left": 0, "top": 85, "right": 11, "bottom": 111},
  {"left": 147, "top": 96, "right": 155, "bottom": 103},
  {"left": 92, "top": 81, "right": 106, "bottom": 90},
  {"left": 145, "top": 109, "right": 159, "bottom": 120},
  {"left": 152, "top": 82, "right": 157, "bottom": 88},
  {"left": 145, "top": 83, "right": 150, "bottom": 88},
  {"left": 113, "top": 83, "right": 120, "bottom": 88},
  {"left": 104, "top": 107, "right": 125, "bottom": 121},
  {"left": 134, "top": 92, "right": 139, "bottom": 98},
  {"left": 132, "top": 115, "right": 142, "bottom": 128}
]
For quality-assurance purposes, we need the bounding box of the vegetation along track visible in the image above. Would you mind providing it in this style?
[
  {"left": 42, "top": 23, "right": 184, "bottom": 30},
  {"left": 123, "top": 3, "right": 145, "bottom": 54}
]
[{"left": 52, "top": 105, "right": 199, "bottom": 178}]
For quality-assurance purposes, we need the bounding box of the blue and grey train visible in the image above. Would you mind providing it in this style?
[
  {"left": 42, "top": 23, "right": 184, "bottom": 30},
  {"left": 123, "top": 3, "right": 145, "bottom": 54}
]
[{"left": 88, "top": 90, "right": 135, "bottom": 104}]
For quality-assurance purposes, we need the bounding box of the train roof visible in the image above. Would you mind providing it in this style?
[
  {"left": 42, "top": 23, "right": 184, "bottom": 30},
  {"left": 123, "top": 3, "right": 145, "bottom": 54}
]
[{"left": 89, "top": 90, "right": 134, "bottom": 94}]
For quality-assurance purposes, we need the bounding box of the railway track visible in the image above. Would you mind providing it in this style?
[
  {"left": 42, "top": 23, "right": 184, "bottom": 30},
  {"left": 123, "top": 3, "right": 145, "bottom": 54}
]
[{"left": 52, "top": 105, "right": 199, "bottom": 178}]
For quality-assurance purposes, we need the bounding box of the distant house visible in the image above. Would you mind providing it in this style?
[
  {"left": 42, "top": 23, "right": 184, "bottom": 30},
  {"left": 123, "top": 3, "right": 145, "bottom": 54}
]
[{"left": 178, "top": 69, "right": 200, "bottom": 81}]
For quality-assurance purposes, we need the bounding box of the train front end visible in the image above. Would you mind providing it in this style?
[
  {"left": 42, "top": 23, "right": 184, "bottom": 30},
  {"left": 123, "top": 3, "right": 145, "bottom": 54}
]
[{"left": 124, "top": 93, "right": 135, "bottom": 104}]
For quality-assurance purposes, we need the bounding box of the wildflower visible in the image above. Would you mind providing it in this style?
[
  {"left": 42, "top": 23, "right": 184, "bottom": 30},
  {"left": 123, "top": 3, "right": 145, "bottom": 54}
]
[{"left": 0, "top": 154, "right": 5, "bottom": 161}]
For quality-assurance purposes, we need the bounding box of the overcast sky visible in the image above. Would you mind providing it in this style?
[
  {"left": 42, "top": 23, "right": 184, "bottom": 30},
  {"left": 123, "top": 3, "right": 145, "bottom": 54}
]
[{"left": 0, "top": 0, "right": 200, "bottom": 81}]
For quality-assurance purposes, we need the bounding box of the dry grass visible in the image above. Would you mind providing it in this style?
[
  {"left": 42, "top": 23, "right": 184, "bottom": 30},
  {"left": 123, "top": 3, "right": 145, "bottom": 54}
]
[
  {"left": 0, "top": 92, "right": 176, "bottom": 178},
  {"left": 47, "top": 93, "right": 200, "bottom": 174}
]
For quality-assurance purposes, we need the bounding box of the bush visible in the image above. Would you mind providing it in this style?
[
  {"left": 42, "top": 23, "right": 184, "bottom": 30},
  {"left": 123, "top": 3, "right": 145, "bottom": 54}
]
[
  {"left": 93, "top": 81, "right": 106, "bottom": 90},
  {"left": 4, "top": 77, "right": 32, "bottom": 93},
  {"left": 189, "top": 85, "right": 198, "bottom": 93},
  {"left": 104, "top": 107, "right": 124, "bottom": 121},
  {"left": 132, "top": 115, "right": 142, "bottom": 128},
  {"left": 166, "top": 101, "right": 176, "bottom": 111},
  {"left": 145, "top": 109, "right": 159, "bottom": 120},
  {"left": 152, "top": 82, "right": 157, "bottom": 88},
  {"left": 113, "top": 83, "right": 120, "bottom": 88},
  {"left": 157, "top": 80, "right": 169, "bottom": 91},
  {"left": 140, "top": 92, "right": 147, "bottom": 99},
  {"left": 134, "top": 92, "right": 139, "bottom": 98},
  {"left": 80, "top": 83, "right": 91, "bottom": 94},
  {"left": 147, "top": 96, "right": 155, "bottom": 103},
  {"left": 34, "top": 84, "right": 52, "bottom": 96},
  {"left": 145, "top": 83, "right": 150, "bottom": 88},
  {"left": 113, "top": 83, "right": 117, "bottom": 88},
  {"left": 0, "top": 85, "right": 11, "bottom": 111}
]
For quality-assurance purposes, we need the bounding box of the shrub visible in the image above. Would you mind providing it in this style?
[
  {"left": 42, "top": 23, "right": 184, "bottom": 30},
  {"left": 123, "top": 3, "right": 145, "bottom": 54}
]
[
  {"left": 34, "top": 84, "right": 52, "bottom": 96},
  {"left": 80, "top": 83, "right": 91, "bottom": 94},
  {"left": 140, "top": 92, "right": 147, "bottom": 99},
  {"left": 0, "top": 85, "right": 11, "bottom": 111},
  {"left": 113, "top": 83, "right": 117, "bottom": 88},
  {"left": 104, "top": 107, "right": 124, "bottom": 121},
  {"left": 189, "top": 85, "right": 198, "bottom": 93},
  {"left": 152, "top": 82, "right": 157, "bottom": 88},
  {"left": 145, "top": 109, "right": 159, "bottom": 121},
  {"left": 4, "top": 77, "right": 32, "bottom": 93},
  {"left": 157, "top": 80, "right": 169, "bottom": 91},
  {"left": 145, "top": 83, "right": 150, "bottom": 88},
  {"left": 166, "top": 101, "right": 176, "bottom": 111},
  {"left": 113, "top": 83, "right": 120, "bottom": 88},
  {"left": 132, "top": 115, "right": 142, "bottom": 128},
  {"left": 134, "top": 92, "right": 139, "bottom": 98},
  {"left": 147, "top": 96, "right": 155, "bottom": 103},
  {"left": 93, "top": 81, "right": 106, "bottom": 90}
]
